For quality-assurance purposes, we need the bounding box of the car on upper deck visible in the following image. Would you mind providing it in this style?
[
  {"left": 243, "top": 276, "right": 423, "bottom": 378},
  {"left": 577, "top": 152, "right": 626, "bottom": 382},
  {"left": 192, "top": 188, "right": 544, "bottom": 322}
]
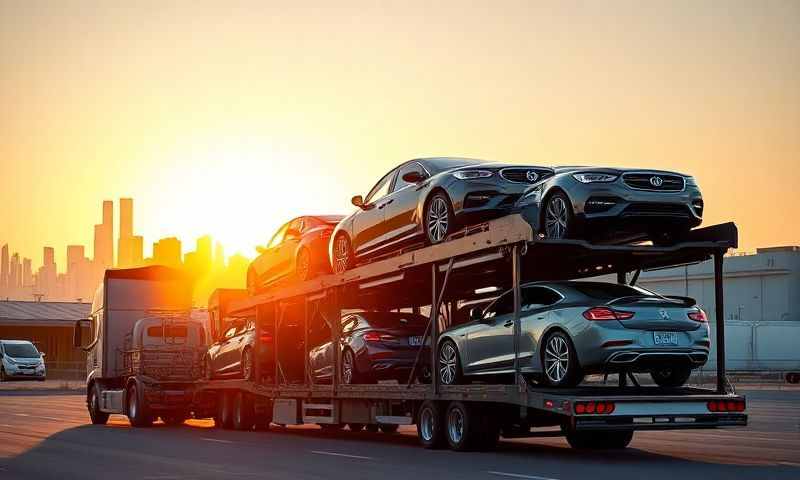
[
  {"left": 248, "top": 215, "right": 344, "bottom": 294},
  {"left": 329, "top": 157, "right": 553, "bottom": 272},
  {"left": 515, "top": 166, "right": 704, "bottom": 245}
]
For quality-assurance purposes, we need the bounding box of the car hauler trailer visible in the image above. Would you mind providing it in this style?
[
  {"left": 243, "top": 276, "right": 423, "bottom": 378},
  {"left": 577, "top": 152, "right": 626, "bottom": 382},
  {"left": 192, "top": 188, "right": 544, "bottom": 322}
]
[{"left": 200, "top": 215, "right": 745, "bottom": 449}]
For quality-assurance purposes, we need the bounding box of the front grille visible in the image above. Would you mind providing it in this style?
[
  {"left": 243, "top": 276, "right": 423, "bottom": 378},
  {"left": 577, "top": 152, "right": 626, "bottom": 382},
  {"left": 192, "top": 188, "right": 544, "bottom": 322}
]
[
  {"left": 500, "top": 168, "right": 552, "bottom": 184},
  {"left": 623, "top": 203, "right": 692, "bottom": 218},
  {"left": 623, "top": 173, "right": 684, "bottom": 192}
]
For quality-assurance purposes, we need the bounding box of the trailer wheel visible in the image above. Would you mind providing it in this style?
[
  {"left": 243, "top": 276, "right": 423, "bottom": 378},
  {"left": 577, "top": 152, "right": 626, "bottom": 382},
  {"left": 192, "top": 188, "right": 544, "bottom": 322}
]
[
  {"left": 565, "top": 429, "right": 633, "bottom": 449},
  {"left": 233, "top": 391, "right": 255, "bottom": 431},
  {"left": 88, "top": 384, "right": 109, "bottom": 425},
  {"left": 219, "top": 391, "right": 235, "bottom": 429},
  {"left": 417, "top": 401, "right": 446, "bottom": 449},
  {"left": 445, "top": 401, "right": 486, "bottom": 451},
  {"left": 379, "top": 423, "right": 399, "bottom": 434},
  {"left": 127, "top": 383, "right": 152, "bottom": 428}
]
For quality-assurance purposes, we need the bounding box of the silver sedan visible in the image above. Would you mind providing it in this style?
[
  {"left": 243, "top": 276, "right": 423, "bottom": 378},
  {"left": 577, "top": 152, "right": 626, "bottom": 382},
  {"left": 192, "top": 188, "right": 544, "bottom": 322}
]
[{"left": 437, "top": 281, "right": 710, "bottom": 387}]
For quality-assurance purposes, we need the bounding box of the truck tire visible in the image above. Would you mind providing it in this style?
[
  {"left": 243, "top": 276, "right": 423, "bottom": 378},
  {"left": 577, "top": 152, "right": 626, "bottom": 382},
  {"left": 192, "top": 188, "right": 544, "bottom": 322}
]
[
  {"left": 88, "top": 384, "right": 109, "bottom": 425},
  {"left": 127, "top": 383, "right": 153, "bottom": 428},
  {"left": 219, "top": 391, "right": 235, "bottom": 429},
  {"left": 565, "top": 429, "right": 633, "bottom": 449},
  {"left": 233, "top": 391, "right": 255, "bottom": 431},
  {"left": 417, "top": 400, "right": 446, "bottom": 449},
  {"left": 444, "top": 401, "right": 485, "bottom": 452}
]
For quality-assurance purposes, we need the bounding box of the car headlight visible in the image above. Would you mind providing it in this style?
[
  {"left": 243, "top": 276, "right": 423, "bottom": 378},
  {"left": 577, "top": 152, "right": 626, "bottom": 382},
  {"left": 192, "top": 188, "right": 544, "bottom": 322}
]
[
  {"left": 6, "top": 357, "right": 17, "bottom": 364},
  {"left": 572, "top": 173, "right": 618, "bottom": 183},
  {"left": 453, "top": 170, "right": 493, "bottom": 180}
]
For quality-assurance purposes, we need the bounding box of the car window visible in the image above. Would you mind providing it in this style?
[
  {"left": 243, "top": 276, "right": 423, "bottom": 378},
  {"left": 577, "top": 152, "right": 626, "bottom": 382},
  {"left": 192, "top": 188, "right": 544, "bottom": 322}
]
[
  {"left": 3, "top": 343, "right": 40, "bottom": 358},
  {"left": 365, "top": 170, "right": 396, "bottom": 204},
  {"left": 224, "top": 326, "right": 237, "bottom": 339},
  {"left": 522, "top": 287, "right": 562, "bottom": 311},
  {"left": 570, "top": 282, "right": 655, "bottom": 300},
  {"left": 268, "top": 221, "right": 291, "bottom": 248},
  {"left": 484, "top": 291, "right": 514, "bottom": 319},
  {"left": 342, "top": 315, "right": 358, "bottom": 333},
  {"left": 393, "top": 162, "right": 426, "bottom": 192}
]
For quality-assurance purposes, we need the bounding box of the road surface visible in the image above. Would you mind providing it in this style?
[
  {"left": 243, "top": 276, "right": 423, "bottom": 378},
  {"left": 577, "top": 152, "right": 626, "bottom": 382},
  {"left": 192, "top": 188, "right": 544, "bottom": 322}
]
[{"left": 0, "top": 388, "right": 797, "bottom": 480}]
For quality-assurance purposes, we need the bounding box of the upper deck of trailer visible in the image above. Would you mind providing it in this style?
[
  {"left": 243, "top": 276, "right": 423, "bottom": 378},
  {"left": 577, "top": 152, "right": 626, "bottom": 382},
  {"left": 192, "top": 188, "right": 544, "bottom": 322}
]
[{"left": 227, "top": 214, "right": 738, "bottom": 315}]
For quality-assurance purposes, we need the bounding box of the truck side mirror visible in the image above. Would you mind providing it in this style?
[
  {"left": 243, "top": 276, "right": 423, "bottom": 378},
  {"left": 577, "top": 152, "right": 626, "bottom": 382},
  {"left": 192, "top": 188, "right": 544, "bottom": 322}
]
[{"left": 73, "top": 319, "right": 90, "bottom": 348}]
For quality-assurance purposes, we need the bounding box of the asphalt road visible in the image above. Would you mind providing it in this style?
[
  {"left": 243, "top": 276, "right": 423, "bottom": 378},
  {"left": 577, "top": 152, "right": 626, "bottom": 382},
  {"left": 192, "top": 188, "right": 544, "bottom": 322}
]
[{"left": 0, "top": 389, "right": 798, "bottom": 480}]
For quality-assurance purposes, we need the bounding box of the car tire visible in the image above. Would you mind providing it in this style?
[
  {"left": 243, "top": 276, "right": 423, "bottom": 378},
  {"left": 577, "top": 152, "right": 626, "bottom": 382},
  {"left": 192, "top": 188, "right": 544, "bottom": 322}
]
[
  {"left": 417, "top": 400, "right": 446, "bottom": 449},
  {"left": 332, "top": 233, "right": 354, "bottom": 274},
  {"left": 438, "top": 340, "right": 463, "bottom": 385},
  {"left": 542, "top": 191, "right": 574, "bottom": 240},
  {"left": 541, "top": 331, "right": 582, "bottom": 387},
  {"left": 650, "top": 366, "right": 692, "bottom": 388},
  {"left": 424, "top": 192, "right": 455, "bottom": 244},
  {"left": 127, "top": 383, "right": 152, "bottom": 428},
  {"left": 341, "top": 349, "right": 361, "bottom": 385},
  {"left": 296, "top": 247, "right": 312, "bottom": 282},
  {"left": 565, "top": 429, "right": 634, "bottom": 449},
  {"left": 241, "top": 348, "right": 254, "bottom": 381},
  {"left": 233, "top": 391, "right": 255, "bottom": 431},
  {"left": 88, "top": 384, "right": 110, "bottom": 425}
]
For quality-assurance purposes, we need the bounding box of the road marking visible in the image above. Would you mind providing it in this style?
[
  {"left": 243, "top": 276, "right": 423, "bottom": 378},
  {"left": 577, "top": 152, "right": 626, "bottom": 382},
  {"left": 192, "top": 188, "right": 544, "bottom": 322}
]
[
  {"left": 14, "top": 413, "right": 30, "bottom": 417},
  {"left": 201, "top": 437, "right": 234, "bottom": 444},
  {"left": 488, "top": 472, "right": 560, "bottom": 480},
  {"left": 310, "top": 450, "right": 374, "bottom": 460}
]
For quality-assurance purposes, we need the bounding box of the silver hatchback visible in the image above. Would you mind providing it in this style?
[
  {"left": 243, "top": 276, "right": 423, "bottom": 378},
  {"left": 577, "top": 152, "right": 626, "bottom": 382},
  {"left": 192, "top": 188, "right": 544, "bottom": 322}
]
[{"left": 437, "top": 281, "right": 710, "bottom": 388}]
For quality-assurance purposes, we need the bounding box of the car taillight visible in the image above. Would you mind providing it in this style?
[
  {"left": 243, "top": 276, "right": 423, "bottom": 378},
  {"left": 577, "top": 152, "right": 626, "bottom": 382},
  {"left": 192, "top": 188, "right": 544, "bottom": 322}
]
[
  {"left": 574, "top": 401, "right": 615, "bottom": 415},
  {"left": 259, "top": 333, "right": 273, "bottom": 343},
  {"left": 582, "top": 307, "right": 635, "bottom": 321},
  {"left": 707, "top": 399, "right": 745, "bottom": 412},
  {"left": 688, "top": 309, "right": 708, "bottom": 322},
  {"left": 363, "top": 332, "right": 395, "bottom": 342}
]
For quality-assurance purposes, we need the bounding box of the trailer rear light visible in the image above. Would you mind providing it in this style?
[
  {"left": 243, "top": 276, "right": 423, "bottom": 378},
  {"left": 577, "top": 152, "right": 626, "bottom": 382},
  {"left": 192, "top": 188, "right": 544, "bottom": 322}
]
[
  {"left": 574, "top": 401, "right": 615, "bottom": 415},
  {"left": 363, "top": 332, "right": 395, "bottom": 342},
  {"left": 688, "top": 309, "right": 708, "bottom": 322},
  {"left": 706, "top": 399, "right": 745, "bottom": 412},
  {"left": 583, "top": 307, "right": 635, "bottom": 321}
]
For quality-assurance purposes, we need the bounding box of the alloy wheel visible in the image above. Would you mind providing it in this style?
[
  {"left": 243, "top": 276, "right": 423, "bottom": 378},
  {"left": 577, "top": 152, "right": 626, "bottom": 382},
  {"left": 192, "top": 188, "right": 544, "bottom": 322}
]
[
  {"left": 333, "top": 235, "right": 351, "bottom": 273},
  {"left": 427, "top": 196, "right": 450, "bottom": 243},
  {"left": 439, "top": 342, "right": 458, "bottom": 385},
  {"left": 545, "top": 196, "right": 569, "bottom": 239},
  {"left": 447, "top": 407, "right": 464, "bottom": 444},
  {"left": 342, "top": 350, "right": 354, "bottom": 384},
  {"left": 544, "top": 335, "right": 570, "bottom": 383},
  {"left": 420, "top": 407, "right": 435, "bottom": 441}
]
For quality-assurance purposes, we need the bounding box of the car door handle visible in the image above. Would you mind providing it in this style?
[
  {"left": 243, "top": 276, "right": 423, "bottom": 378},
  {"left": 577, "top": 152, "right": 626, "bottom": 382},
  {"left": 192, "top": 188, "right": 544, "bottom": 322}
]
[{"left": 378, "top": 199, "right": 394, "bottom": 209}]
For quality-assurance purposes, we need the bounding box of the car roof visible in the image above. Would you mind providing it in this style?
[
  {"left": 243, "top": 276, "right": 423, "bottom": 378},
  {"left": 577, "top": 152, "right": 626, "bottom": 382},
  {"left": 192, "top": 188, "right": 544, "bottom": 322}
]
[{"left": 0, "top": 339, "right": 35, "bottom": 345}]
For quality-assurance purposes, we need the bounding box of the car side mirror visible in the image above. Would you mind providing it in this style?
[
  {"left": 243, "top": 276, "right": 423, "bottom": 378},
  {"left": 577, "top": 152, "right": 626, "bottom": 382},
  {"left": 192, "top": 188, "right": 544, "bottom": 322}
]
[
  {"left": 401, "top": 171, "right": 425, "bottom": 184},
  {"left": 351, "top": 195, "right": 365, "bottom": 209},
  {"left": 73, "top": 319, "right": 89, "bottom": 348},
  {"left": 470, "top": 307, "right": 484, "bottom": 322}
]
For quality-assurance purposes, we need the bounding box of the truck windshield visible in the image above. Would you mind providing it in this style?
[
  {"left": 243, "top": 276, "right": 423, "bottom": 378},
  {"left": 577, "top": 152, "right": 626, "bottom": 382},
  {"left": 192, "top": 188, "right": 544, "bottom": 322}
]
[{"left": 3, "top": 343, "right": 40, "bottom": 358}]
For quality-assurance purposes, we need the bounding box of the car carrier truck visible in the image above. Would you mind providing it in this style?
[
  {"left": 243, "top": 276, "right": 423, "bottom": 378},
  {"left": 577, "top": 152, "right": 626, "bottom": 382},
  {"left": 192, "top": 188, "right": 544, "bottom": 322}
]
[
  {"left": 73, "top": 266, "right": 206, "bottom": 426},
  {"left": 77, "top": 214, "right": 748, "bottom": 451}
]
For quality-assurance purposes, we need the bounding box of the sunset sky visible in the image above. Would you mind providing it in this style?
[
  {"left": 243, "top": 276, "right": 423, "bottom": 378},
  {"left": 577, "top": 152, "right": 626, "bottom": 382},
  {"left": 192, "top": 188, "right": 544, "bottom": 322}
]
[{"left": 1, "top": 1, "right": 798, "bottom": 269}]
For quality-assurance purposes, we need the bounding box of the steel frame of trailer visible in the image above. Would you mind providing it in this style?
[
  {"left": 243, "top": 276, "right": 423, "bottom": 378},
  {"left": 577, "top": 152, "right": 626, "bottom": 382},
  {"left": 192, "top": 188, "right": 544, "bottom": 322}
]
[{"left": 197, "top": 215, "right": 747, "bottom": 437}]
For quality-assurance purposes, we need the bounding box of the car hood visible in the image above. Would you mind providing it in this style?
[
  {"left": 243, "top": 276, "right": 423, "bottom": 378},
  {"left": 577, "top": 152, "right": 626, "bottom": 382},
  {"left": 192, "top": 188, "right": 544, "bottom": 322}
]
[
  {"left": 553, "top": 166, "right": 690, "bottom": 177},
  {"left": 6, "top": 356, "right": 42, "bottom": 365},
  {"left": 446, "top": 162, "right": 552, "bottom": 174}
]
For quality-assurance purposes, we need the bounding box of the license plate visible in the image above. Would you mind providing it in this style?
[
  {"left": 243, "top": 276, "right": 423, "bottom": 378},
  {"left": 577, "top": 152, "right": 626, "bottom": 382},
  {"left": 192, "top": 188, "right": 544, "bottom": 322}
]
[
  {"left": 408, "top": 336, "right": 424, "bottom": 347},
  {"left": 653, "top": 332, "right": 679, "bottom": 345}
]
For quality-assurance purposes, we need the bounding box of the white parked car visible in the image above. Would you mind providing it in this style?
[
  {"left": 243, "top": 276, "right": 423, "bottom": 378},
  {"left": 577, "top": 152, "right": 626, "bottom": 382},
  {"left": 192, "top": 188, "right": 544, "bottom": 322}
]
[{"left": 0, "top": 340, "right": 46, "bottom": 381}]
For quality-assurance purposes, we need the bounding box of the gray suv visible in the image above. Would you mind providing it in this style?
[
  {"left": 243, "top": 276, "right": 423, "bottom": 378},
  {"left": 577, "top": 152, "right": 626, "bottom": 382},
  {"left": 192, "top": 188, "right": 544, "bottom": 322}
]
[{"left": 0, "top": 340, "right": 46, "bottom": 381}]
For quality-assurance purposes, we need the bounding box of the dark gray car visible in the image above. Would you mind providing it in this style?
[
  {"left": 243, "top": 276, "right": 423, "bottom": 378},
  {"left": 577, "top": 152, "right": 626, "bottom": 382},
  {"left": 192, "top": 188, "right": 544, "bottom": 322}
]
[
  {"left": 515, "top": 167, "right": 704, "bottom": 244},
  {"left": 437, "top": 281, "right": 710, "bottom": 388}
]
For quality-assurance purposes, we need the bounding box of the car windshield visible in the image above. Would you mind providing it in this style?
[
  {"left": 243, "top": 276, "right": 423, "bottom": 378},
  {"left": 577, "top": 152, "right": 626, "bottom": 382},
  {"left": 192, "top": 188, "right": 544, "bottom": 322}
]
[
  {"left": 3, "top": 343, "right": 40, "bottom": 358},
  {"left": 421, "top": 158, "right": 486, "bottom": 174},
  {"left": 569, "top": 282, "right": 657, "bottom": 300}
]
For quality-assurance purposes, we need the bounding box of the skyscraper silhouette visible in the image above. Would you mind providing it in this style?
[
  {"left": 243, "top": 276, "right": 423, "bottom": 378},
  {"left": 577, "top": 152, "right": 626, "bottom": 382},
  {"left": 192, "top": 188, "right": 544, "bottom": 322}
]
[
  {"left": 118, "top": 198, "right": 136, "bottom": 267},
  {"left": 93, "top": 200, "right": 114, "bottom": 269},
  {"left": 0, "top": 244, "right": 8, "bottom": 293}
]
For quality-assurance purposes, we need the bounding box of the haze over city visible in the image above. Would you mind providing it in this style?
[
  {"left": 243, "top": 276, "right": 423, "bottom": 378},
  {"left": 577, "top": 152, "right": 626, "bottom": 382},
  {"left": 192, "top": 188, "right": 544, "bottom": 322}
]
[{"left": 1, "top": 1, "right": 798, "bottom": 275}]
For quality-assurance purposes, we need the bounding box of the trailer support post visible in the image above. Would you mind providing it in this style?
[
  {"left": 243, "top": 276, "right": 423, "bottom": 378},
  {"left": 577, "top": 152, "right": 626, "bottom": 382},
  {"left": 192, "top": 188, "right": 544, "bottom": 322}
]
[
  {"left": 714, "top": 250, "right": 727, "bottom": 394},
  {"left": 431, "top": 264, "right": 439, "bottom": 396},
  {"left": 512, "top": 244, "right": 523, "bottom": 387},
  {"left": 329, "top": 287, "right": 341, "bottom": 396},
  {"left": 616, "top": 270, "right": 626, "bottom": 285}
]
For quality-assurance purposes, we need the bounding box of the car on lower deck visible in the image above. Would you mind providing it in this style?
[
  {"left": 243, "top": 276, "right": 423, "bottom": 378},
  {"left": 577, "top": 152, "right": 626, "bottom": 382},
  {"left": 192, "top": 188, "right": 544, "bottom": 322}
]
[
  {"left": 515, "top": 167, "right": 704, "bottom": 244},
  {"left": 437, "top": 281, "right": 710, "bottom": 388},
  {"left": 308, "top": 311, "right": 431, "bottom": 384},
  {"left": 204, "top": 317, "right": 273, "bottom": 381},
  {"left": 329, "top": 157, "right": 553, "bottom": 273},
  {"left": 0, "top": 340, "right": 46, "bottom": 381}
]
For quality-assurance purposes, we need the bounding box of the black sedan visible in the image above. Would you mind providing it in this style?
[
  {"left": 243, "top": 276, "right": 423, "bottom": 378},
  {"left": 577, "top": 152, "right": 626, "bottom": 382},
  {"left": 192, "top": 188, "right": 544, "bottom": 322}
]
[
  {"left": 308, "top": 311, "right": 431, "bottom": 384},
  {"left": 204, "top": 317, "right": 273, "bottom": 381},
  {"left": 329, "top": 157, "right": 552, "bottom": 272},
  {"left": 515, "top": 167, "right": 704, "bottom": 244},
  {"left": 248, "top": 215, "right": 344, "bottom": 294}
]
